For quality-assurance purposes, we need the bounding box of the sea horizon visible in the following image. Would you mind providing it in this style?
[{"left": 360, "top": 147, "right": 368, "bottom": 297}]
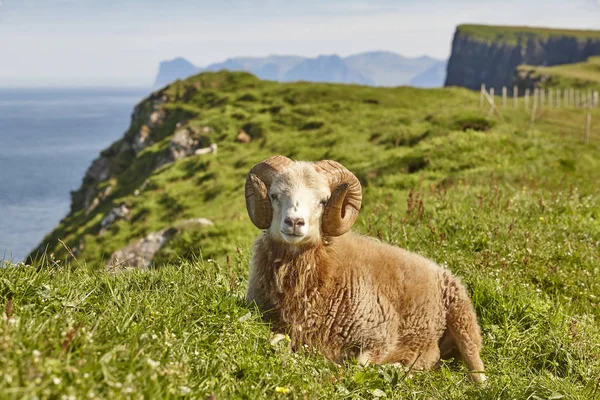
[{"left": 0, "top": 86, "right": 151, "bottom": 262}]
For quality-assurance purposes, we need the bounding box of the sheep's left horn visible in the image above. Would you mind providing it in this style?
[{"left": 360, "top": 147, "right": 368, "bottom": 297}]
[
  {"left": 245, "top": 155, "right": 293, "bottom": 229},
  {"left": 314, "top": 160, "right": 362, "bottom": 236}
]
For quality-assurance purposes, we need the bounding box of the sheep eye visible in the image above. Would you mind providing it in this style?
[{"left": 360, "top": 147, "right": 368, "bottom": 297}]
[
  {"left": 270, "top": 193, "right": 278, "bottom": 201},
  {"left": 320, "top": 198, "right": 328, "bottom": 206}
]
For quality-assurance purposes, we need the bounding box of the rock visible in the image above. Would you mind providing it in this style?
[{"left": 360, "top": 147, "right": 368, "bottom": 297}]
[
  {"left": 236, "top": 129, "right": 252, "bottom": 143},
  {"left": 85, "top": 185, "right": 114, "bottom": 216},
  {"left": 85, "top": 197, "right": 100, "bottom": 216},
  {"left": 106, "top": 227, "right": 177, "bottom": 271},
  {"left": 170, "top": 128, "right": 201, "bottom": 161},
  {"left": 132, "top": 125, "right": 152, "bottom": 154},
  {"left": 149, "top": 110, "right": 166, "bottom": 127},
  {"left": 157, "top": 127, "right": 216, "bottom": 166},
  {"left": 106, "top": 217, "right": 214, "bottom": 271},
  {"left": 194, "top": 143, "right": 217, "bottom": 155},
  {"left": 99, "top": 204, "right": 130, "bottom": 233},
  {"left": 176, "top": 217, "right": 214, "bottom": 228}
]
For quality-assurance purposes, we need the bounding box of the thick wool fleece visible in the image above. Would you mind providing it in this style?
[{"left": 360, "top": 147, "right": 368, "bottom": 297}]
[{"left": 247, "top": 231, "right": 485, "bottom": 382}]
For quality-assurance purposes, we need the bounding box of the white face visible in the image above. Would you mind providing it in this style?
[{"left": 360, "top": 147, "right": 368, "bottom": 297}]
[{"left": 267, "top": 163, "right": 331, "bottom": 246}]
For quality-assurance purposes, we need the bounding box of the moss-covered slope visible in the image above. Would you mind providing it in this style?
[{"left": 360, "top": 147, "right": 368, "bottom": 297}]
[
  {"left": 30, "top": 71, "right": 600, "bottom": 270},
  {"left": 457, "top": 24, "right": 600, "bottom": 45},
  {"left": 517, "top": 56, "right": 600, "bottom": 91}
]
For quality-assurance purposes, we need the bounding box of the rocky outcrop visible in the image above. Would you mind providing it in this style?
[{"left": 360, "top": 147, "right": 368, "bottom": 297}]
[
  {"left": 69, "top": 91, "right": 169, "bottom": 212},
  {"left": 445, "top": 25, "right": 600, "bottom": 90},
  {"left": 236, "top": 129, "right": 251, "bottom": 143},
  {"left": 106, "top": 227, "right": 177, "bottom": 271},
  {"left": 100, "top": 204, "right": 130, "bottom": 233},
  {"left": 106, "top": 218, "right": 214, "bottom": 271}
]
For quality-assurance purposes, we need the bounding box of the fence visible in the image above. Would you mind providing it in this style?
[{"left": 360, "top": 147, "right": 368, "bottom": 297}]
[
  {"left": 479, "top": 84, "right": 597, "bottom": 143},
  {"left": 479, "top": 84, "right": 599, "bottom": 110}
]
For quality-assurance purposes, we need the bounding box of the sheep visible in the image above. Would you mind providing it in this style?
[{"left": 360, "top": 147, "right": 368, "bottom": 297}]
[{"left": 245, "top": 155, "right": 486, "bottom": 383}]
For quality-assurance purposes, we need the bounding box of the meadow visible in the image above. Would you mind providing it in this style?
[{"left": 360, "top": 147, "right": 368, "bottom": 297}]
[
  {"left": 518, "top": 57, "right": 600, "bottom": 92},
  {"left": 2, "top": 72, "right": 600, "bottom": 398},
  {"left": 457, "top": 24, "right": 600, "bottom": 45}
]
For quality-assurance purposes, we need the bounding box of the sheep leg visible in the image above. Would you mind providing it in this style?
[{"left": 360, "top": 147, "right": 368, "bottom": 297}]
[
  {"left": 384, "top": 340, "right": 439, "bottom": 370},
  {"left": 445, "top": 277, "right": 486, "bottom": 383}
]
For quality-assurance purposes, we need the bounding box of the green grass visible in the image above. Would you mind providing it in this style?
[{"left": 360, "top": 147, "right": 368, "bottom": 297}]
[
  {"left": 518, "top": 57, "right": 600, "bottom": 91},
  {"left": 4, "top": 71, "right": 600, "bottom": 398},
  {"left": 458, "top": 24, "right": 600, "bottom": 45}
]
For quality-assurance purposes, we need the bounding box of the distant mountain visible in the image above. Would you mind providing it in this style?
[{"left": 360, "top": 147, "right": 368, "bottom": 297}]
[
  {"left": 204, "top": 55, "right": 306, "bottom": 81},
  {"left": 154, "top": 58, "right": 201, "bottom": 88},
  {"left": 283, "top": 55, "right": 373, "bottom": 85},
  {"left": 154, "top": 52, "right": 447, "bottom": 88},
  {"left": 409, "top": 60, "right": 447, "bottom": 88},
  {"left": 345, "top": 51, "right": 442, "bottom": 86}
]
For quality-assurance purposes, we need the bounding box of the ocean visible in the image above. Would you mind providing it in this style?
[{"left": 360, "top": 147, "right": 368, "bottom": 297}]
[{"left": 0, "top": 88, "right": 150, "bottom": 262}]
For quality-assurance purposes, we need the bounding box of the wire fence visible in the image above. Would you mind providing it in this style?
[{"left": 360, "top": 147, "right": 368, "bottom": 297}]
[{"left": 479, "top": 84, "right": 597, "bottom": 143}]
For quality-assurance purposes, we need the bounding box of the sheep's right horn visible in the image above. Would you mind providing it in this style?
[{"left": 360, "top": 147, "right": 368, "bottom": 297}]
[
  {"left": 314, "top": 160, "right": 362, "bottom": 236},
  {"left": 245, "top": 155, "right": 293, "bottom": 229}
]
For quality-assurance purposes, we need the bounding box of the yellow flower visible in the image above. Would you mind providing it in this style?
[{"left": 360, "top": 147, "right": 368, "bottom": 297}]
[{"left": 275, "top": 386, "right": 291, "bottom": 394}]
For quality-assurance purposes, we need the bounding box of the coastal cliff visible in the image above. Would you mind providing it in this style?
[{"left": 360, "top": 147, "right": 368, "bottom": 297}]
[
  {"left": 445, "top": 24, "right": 600, "bottom": 90},
  {"left": 28, "top": 70, "right": 492, "bottom": 267}
]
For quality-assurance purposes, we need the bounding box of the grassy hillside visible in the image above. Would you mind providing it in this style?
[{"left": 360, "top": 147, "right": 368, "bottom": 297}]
[
  {"left": 518, "top": 57, "right": 600, "bottom": 91},
  {"left": 457, "top": 24, "right": 600, "bottom": 45},
  {"left": 3, "top": 71, "right": 600, "bottom": 398}
]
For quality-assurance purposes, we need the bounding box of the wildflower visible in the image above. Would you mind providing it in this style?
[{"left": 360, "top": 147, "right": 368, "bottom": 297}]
[
  {"left": 275, "top": 386, "right": 291, "bottom": 394},
  {"left": 146, "top": 358, "right": 160, "bottom": 369},
  {"left": 179, "top": 386, "right": 192, "bottom": 395}
]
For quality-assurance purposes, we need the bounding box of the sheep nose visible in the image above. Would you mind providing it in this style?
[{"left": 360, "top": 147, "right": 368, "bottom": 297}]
[{"left": 284, "top": 217, "right": 305, "bottom": 228}]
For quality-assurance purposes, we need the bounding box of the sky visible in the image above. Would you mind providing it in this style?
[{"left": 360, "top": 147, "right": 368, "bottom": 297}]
[{"left": 1, "top": 0, "right": 600, "bottom": 87}]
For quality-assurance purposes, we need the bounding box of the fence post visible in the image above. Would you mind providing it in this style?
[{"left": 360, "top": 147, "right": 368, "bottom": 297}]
[
  {"left": 570, "top": 88, "right": 575, "bottom": 107},
  {"left": 525, "top": 89, "right": 530, "bottom": 110},
  {"left": 502, "top": 86, "right": 507, "bottom": 108},
  {"left": 594, "top": 91, "right": 599, "bottom": 107},
  {"left": 480, "top": 84, "right": 486, "bottom": 109},
  {"left": 513, "top": 86, "right": 518, "bottom": 109},
  {"left": 540, "top": 88, "right": 545, "bottom": 109},
  {"left": 557, "top": 88, "right": 561, "bottom": 109},
  {"left": 548, "top": 89, "right": 553, "bottom": 109},
  {"left": 490, "top": 87, "right": 495, "bottom": 103},
  {"left": 530, "top": 89, "right": 538, "bottom": 129},
  {"left": 585, "top": 111, "right": 592, "bottom": 144},
  {"left": 576, "top": 90, "right": 581, "bottom": 108}
]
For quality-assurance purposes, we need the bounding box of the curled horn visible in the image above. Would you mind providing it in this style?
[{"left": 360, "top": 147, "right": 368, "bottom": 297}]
[
  {"left": 245, "top": 155, "right": 293, "bottom": 229},
  {"left": 314, "top": 160, "right": 362, "bottom": 236}
]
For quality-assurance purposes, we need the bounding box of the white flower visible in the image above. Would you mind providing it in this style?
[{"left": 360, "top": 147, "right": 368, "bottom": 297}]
[{"left": 179, "top": 386, "right": 192, "bottom": 395}]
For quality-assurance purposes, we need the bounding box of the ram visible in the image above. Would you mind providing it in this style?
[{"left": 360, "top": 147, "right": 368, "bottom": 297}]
[{"left": 245, "top": 156, "right": 486, "bottom": 382}]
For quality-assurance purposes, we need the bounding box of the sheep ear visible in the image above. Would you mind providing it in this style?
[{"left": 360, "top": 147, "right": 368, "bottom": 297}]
[{"left": 245, "top": 174, "right": 272, "bottom": 229}]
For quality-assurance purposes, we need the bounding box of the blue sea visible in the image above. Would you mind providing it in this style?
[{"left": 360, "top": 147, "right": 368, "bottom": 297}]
[{"left": 0, "top": 88, "right": 150, "bottom": 262}]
